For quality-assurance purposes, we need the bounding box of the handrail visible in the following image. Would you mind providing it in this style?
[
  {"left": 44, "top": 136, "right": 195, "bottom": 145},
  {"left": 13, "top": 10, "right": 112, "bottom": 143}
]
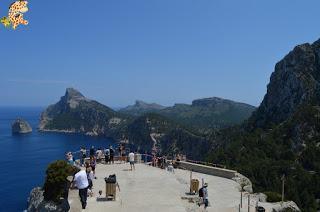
[
  {"left": 67, "top": 150, "right": 226, "bottom": 168},
  {"left": 69, "top": 152, "right": 155, "bottom": 163}
]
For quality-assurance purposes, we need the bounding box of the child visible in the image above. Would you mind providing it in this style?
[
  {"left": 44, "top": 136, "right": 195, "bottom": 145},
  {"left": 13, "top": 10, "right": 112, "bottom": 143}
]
[{"left": 86, "top": 166, "right": 94, "bottom": 197}]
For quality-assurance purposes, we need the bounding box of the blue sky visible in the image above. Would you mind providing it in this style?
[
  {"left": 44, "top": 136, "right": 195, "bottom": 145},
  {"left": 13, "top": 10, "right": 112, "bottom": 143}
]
[{"left": 0, "top": 0, "right": 320, "bottom": 107}]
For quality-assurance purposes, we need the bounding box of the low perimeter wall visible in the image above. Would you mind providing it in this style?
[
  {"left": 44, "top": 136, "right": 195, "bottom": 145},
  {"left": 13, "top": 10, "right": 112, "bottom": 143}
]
[{"left": 178, "top": 161, "right": 237, "bottom": 179}]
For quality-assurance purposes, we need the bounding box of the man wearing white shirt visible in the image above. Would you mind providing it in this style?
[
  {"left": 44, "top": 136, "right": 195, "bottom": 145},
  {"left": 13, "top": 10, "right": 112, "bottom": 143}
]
[
  {"left": 74, "top": 169, "right": 89, "bottom": 209},
  {"left": 128, "top": 151, "right": 135, "bottom": 171}
]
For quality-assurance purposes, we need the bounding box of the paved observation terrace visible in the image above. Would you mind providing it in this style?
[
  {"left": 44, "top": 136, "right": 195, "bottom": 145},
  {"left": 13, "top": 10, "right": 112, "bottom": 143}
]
[{"left": 68, "top": 162, "right": 297, "bottom": 212}]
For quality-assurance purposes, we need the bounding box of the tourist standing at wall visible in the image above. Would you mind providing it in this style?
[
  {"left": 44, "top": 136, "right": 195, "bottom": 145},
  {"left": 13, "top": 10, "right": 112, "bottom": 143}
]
[
  {"left": 96, "top": 148, "right": 103, "bottom": 163},
  {"left": 73, "top": 169, "right": 89, "bottom": 209},
  {"left": 90, "top": 146, "right": 95, "bottom": 157},
  {"left": 118, "top": 145, "right": 122, "bottom": 161},
  {"left": 121, "top": 143, "right": 126, "bottom": 163},
  {"left": 80, "top": 147, "right": 86, "bottom": 166},
  {"left": 104, "top": 147, "right": 110, "bottom": 164},
  {"left": 90, "top": 156, "right": 97, "bottom": 179},
  {"left": 109, "top": 145, "right": 115, "bottom": 164}
]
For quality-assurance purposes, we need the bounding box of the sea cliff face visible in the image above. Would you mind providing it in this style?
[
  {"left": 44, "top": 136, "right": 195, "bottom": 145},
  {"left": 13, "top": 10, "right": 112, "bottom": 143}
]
[{"left": 39, "top": 88, "right": 127, "bottom": 138}]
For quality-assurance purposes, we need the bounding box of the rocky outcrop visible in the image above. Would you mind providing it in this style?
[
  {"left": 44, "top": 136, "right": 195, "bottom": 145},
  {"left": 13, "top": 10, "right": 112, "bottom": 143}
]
[
  {"left": 27, "top": 187, "right": 69, "bottom": 212},
  {"left": 251, "top": 39, "right": 320, "bottom": 127},
  {"left": 27, "top": 187, "right": 44, "bottom": 211},
  {"left": 39, "top": 88, "right": 91, "bottom": 130},
  {"left": 12, "top": 118, "right": 32, "bottom": 134},
  {"left": 233, "top": 173, "right": 253, "bottom": 193},
  {"left": 270, "top": 201, "right": 300, "bottom": 212},
  {"left": 39, "top": 88, "right": 127, "bottom": 138}
]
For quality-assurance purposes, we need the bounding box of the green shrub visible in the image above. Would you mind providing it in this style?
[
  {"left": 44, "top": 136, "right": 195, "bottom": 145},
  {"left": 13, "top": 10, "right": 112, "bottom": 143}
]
[
  {"left": 43, "top": 160, "right": 79, "bottom": 202},
  {"left": 264, "top": 191, "right": 282, "bottom": 202}
]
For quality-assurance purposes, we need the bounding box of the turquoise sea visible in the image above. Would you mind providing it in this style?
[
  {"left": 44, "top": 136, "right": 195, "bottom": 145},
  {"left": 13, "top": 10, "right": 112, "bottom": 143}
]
[{"left": 0, "top": 107, "right": 114, "bottom": 211}]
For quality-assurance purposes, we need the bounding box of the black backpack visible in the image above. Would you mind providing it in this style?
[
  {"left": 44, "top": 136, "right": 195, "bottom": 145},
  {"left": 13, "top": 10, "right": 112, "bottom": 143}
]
[
  {"left": 105, "top": 174, "right": 117, "bottom": 183},
  {"left": 199, "top": 187, "right": 204, "bottom": 197}
]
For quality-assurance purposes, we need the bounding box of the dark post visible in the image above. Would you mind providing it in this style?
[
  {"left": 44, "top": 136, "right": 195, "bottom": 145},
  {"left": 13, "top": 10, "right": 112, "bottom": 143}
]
[
  {"left": 281, "top": 174, "right": 285, "bottom": 204},
  {"left": 240, "top": 192, "right": 243, "bottom": 208},
  {"left": 248, "top": 194, "right": 250, "bottom": 212},
  {"left": 189, "top": 170, "right": 192, "bottom": 193}
]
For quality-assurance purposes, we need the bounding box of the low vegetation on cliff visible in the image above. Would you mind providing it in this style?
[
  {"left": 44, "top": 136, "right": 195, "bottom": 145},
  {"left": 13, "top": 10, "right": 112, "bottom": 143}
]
[{"left": 43, "top": 160, "right": 78, "bottom": 202}]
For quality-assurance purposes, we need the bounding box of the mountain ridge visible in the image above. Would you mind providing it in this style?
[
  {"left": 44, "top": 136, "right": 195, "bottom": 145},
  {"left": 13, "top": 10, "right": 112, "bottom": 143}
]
[
  {"left": 159, "top": 97, "right": 255, "bottom": 130},
  {"left": 120, "top": 97, "right": 256, "bottom": 130}
]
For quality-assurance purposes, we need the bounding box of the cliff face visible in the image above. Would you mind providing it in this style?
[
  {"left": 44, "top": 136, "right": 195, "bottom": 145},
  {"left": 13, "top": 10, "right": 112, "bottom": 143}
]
[
  {"left": 209, "top": 39, "right": 320, "bottom": 211},
  {"left": 27, "top": 187, "right": 69, "bottom": 212},
  {"left": 39, "top": 88, "right": 127, "bottom": 138},
  {"left": 252, "top": 39, "right": 320, "bottom": 127},
  {"left": 12, "top": 118, "right": 32, "bottom": 134}
]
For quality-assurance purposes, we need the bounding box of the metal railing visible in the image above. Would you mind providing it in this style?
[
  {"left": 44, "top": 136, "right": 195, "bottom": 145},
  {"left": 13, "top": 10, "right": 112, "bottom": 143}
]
[
  {"left": 68, "top": 150, "right": 155, "bottom": 164},
  {"left": 67, "top": 150, "right": 226, "bottom": 169}
]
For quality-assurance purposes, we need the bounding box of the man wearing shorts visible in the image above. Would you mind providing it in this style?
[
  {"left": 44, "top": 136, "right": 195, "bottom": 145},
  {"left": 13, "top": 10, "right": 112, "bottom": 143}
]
[{"left": 128, "top": 151, "right": 135, "bottom": 171}]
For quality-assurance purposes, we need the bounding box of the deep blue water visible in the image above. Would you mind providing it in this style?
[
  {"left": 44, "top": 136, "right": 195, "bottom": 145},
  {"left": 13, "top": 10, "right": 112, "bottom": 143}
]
[{"left": 0, "top": 107, "right": 115, "bottom": 212}]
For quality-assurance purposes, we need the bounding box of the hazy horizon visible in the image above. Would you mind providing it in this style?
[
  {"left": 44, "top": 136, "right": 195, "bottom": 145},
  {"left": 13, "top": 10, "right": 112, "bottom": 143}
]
[{"left": 1, "top": 0, "right": 320, "bottom": 107}]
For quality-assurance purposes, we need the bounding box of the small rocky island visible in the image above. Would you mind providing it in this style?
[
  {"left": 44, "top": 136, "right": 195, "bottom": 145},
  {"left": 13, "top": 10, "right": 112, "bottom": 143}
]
[{"left": 12, "top": 118, "right": 32, "bottom": 134}]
